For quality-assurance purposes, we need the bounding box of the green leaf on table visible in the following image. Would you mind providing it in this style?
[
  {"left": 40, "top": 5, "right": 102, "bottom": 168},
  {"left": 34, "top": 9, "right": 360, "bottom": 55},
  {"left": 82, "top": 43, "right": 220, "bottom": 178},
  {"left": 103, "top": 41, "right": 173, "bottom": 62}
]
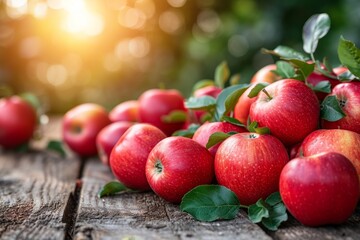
[
  {"left": 247, "top": 83, "right": 269, "bottom": 98},
  {"left": 206, "top": 131, "right": 237, "bottom": 149},
  {"left": 172, "top": 124, "right": 200, "bottom": 138},
  {"left": 180, "top": 185, "right": 241, "bottom": 222},
  {"left": 214, "top": 84, "right": 249, "bottom": 121},
  {"left": 222, "top": 116, "right": 247, "bottom": 127},
  {"left": 161, "top": 110, "right": 187, "bottom": 123},
  {"left": 303, "top": 13, "right": 330, "bottom": 54},
  {"left": 272, "top": 61, "right": 296, "bottom": 79},
  {"left": 320, "top": 95, "right": 346, "bottom": 121},
  {"left": 338, "top": 36, "right": 360, "bottom": 78},
  {"left": 192, "top": 79, "right": 215, "bottom": 93},
  {"left": 262, "top": 45, "right": 309, "bottom": 61},
  {"left": 214, "top": 61, "right": 230, "bottom": 88},
  {"left": 248, "top": 192, "right": 288, "bottom": 231},
  {"left": 309, "top": 80, "right": 331, "bottom": 93},
  {"left": 46, "top": 140, "right": 66, "bottom": 158},
  {"left": 98, "top": 181, "right": 132, "bottom": 198},
  {"left": 185, "top": 96, "right": 217, "bottom": 111},
  {"left": 247, "top": 121, "right": 270, "bottom": 135}
]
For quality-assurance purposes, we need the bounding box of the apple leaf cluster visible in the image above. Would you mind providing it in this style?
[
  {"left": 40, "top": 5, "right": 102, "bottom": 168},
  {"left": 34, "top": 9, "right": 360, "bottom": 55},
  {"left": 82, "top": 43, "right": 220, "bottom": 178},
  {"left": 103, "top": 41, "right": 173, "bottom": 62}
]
[{"left": 180, "top": 185, "right": 287, "bottom": 231}]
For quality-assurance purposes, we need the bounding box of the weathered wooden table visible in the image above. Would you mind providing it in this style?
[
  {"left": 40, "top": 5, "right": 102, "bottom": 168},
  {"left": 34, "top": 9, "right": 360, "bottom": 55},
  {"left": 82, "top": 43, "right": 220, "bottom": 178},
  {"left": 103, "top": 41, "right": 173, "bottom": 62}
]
[{"left": 1, "top": 117, "right": 360, "bottom": 240}]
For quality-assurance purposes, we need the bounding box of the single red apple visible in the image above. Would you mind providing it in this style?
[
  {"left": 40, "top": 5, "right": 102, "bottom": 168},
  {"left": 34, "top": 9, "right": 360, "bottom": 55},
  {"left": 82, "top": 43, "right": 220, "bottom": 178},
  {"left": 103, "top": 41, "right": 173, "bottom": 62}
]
[
  {"left": 234, "top": 85, "right": 258, "bottom": 124},
  {"left": 250, "top": 64, "right": 280, "bottom": 84},
  {"left": 0, "top": 96, "right": 37, "bottom": 149},
  {"left": 215, "top": 132, "right": 289, "bottom": 205},
  {"left": 280, "top": 152, "right": 359, "bottom": 227},
  {"left": 110, "top": 123, "right": 166, "bottom": 190},
  {"left": 300, "top": 129, "right": 360, "bottom": 184},
  {"left": 321, "top": 82, "right": 360, "bottom": 134},
  {"left": 146, "top": 136, "right": 214, "bottom": 203},
  {"left": 192, "top": 121, "right": 246, "bottom": 156},
  {"left": 96, "top": 121, "right": 134, "bottom": 165},
  {"left": 109, "top": 100, "right": 139, "bottom": 122},
  {"left": 138, "top": 89, "right": 187, "bottom": 136},
  {"left": 62, "top": 103, "right": 111, "bottom": 156},
  {"left": 249, "top": 79, "right": 320, "bottom": 146}
]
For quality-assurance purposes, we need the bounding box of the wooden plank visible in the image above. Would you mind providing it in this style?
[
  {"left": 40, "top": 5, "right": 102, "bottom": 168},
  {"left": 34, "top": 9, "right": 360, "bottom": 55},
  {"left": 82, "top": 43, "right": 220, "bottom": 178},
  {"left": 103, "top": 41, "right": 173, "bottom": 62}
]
[
  {"left": 74, "top": 158, "right": 272, "bottom": 240},
  {"left": 0, "top": 116, "right": 81, "bottom": 240}
]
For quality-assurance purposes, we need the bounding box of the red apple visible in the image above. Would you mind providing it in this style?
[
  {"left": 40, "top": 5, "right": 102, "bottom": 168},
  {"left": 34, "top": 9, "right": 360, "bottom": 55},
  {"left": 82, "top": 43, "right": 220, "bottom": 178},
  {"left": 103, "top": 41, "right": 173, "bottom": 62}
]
[
  {"left": 109, "top": 100, "right": 139, "bottom": 122},
  {"left": 193, "top": 85, "right": 222, "bottom": 98},
  {"left": 280, "top": 152, "right": 359, "bottom": 227},
  {"left": 146, "top": 136, "right": 214, "bottom": 203},
  {"left": 234, "top": 85, "right": 258, "bottom": 124},
  {"left": 249, "top": 79, "right": 320, "bottom": 146},
  {"left": 300, "top": 129, "right": 360, "bottom": 184},
  {"left": 62, "top": 103, "right": 111, "bottom": 156},
  {"left": 0, "top": 96, "right": 37, "bottom": 149},
  {"left": 138, "top": 89, "right": 187, "bottom": 136},
  {"left": 96, "top": 121, "right": 134, "bottom": 165},
  {"left": 321, "top": 82, "right": 360, "bottom": 134},
  {"left": 215, "top": 132, "right": 289, "bottom": 205},
  {"left": 192, "top": 121, "right": 246, "bottom": 156},
  {"left": 306, "top": 71, "right": 340, "bottom": 101},
  {"left": 250, "top": 64, "right": 280, "bottom": 84},
  {"left": 110, "top": 123, "right": 166, "bottom": 190},
  {"left": 333, "top": 66, "right": 349, "bottom": 76}
]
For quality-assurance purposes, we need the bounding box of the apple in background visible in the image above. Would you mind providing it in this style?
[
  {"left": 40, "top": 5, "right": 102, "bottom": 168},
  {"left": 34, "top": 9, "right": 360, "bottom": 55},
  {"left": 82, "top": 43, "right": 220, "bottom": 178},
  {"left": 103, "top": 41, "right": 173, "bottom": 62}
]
[
  {"left": 306, "top": 70, "right": 340, "bottom": 101},
  {"left": 96, "top": 121, "right": 134, "bottom": 165},
  {"left": 321, "top": 82, "right": 360, "bottom": 134},
  {"left": 300, "top": 129, "right": 360, "bottom": 184},
  {"left": 250, "top": 64, "right": 280, "bottom": 84},
  {"left": 333, "top": 66, "right": 349, "bottom": 76},
  {"left": 110, "top": 123, "right": 166, "bottom": 190},
  {"left": 0, "top": 96, "right": 37, "bottom": 149},
  {"left": 280, "top": 152, "right": 359, "bottom": 227},
  {"left": 109, "top": 100, "right": 139, "bottom": 123},
  {"left": 146, "top": 136, "right": 214, "bottom": 203},
  {"left": 234, "top": 85, "right": 258, "bottom": 124},
  {"left": 62, "top": 103, "right": 111, "bottom": 157},
  {"left": 138, "top": 89, "right": 187, "bottom": 136},
  {"left": 249, "top": 79, "right": 320, "bottom": 146},
  {"left": 215, "top": 132, "right": 289, "bottom": 205},
  {"left": 192, "top": 121, "right": 246, "bottom": 156}
]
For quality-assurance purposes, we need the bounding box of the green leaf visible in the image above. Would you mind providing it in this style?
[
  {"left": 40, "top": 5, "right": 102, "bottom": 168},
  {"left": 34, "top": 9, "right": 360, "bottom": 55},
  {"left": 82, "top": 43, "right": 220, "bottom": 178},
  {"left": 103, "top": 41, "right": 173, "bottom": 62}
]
[
  {"left": 320, "top": 95, "right": 346, "bottom": 121},
  {"left": 222, "top": 116, "right": 247, "bottom": 127},
  {"left": 214, "top": 61, "right": 230, "bottom": 88},
  {"left": 180, "top": 185, "right": 241, "bottom": 222},
  {"left": 214, "top": 84, "right": 249, "bottom": 121},
  {"left": 248, "top": 199, "right": 269, "bottom": 223},
  {"left": 247, "top": 83, "right": 269, "bottom": 98},
  {"left": 206, "top": 131, "right": 236, "bottom": 149},
  {"left": 303, "top": 13, "right": 330, "bottom": 54},
  {"left": 185, "top": 96, "right": 217, "bottom": 111},
  {"left": 261, "top": 202, "right": 288, "bottom": 231},
  {"left": 46, "top": 140, "right": 66, "bottom": 158},
  {"left": 98, "top": 181, "right": 131, "bottom": 198},
  {"left": 262, "top": 46, "right": 309, "bottom": 61},
  {"left": 337, "top": 70, "right": 356, "bottom": 81},
  {"left": 272, "top": 61, "right": 296, "bottom": 79},
  {"left": 338, "top": 36, "right": 360, "bottom": 78},
  {"left": 288, "top": 59, "right": 315, "bottom": 80},
  {"left": 265, "top": 192, "right": 282, "bottom": 206},
  {"left": 247, "top": 121, "right": 270, "bottom": 135},
  {"left": 192, "top": 80, "right": 215, "bottom": 93},
  {"left": 309, "top": 80, "right": 331, "bottom": 93},
  {"left": 19, "top": 92, "right": 42, "bottom": 113},
  {"left": 172, "top": 124, "right": 200, "bottom": 138},
  {"left": 161, "top": 110, "right": 187, "bottom": 123},
  {"left": 230, "top": 73, "right": 241, "bottom": 85}
]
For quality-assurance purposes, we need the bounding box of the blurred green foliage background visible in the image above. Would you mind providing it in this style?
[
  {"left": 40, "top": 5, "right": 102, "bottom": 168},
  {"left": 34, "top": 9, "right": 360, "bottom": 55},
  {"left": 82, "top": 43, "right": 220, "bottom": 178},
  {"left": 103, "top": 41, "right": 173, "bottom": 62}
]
[{"left": 0, "top": 0, "right": 359, "bottom": 113}]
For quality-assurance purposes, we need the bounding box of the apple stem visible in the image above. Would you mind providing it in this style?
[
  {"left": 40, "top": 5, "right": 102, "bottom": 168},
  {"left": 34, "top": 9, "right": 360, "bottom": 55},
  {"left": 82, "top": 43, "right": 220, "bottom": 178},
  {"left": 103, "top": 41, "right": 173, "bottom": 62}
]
[
  {"left": 154, "top": 159, "right": 163, "bottom": 174},
  {"left": 262, "top": 89, "right": 272, "bottom": 100}
]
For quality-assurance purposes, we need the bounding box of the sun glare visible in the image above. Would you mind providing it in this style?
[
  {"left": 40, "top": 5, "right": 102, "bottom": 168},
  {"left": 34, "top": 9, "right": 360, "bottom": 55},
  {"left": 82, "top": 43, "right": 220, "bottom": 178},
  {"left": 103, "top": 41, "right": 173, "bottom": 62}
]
[{"left": 61, "top": 0, "right": 104, "bottom": 36}]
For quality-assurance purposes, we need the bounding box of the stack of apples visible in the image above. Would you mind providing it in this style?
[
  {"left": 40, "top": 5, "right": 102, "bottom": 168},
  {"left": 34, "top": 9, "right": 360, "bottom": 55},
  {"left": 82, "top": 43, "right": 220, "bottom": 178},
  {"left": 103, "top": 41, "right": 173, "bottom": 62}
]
[{"left": 60, "top": 63, "right": 360, "bottom": 227}]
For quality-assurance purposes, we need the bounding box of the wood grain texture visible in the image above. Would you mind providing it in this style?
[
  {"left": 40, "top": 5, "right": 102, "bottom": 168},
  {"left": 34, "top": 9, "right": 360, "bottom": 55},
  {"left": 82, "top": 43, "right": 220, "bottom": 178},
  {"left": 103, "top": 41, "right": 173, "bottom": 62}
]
[{"left": 74, "top": 158, "right": 272, "bottom": 240}]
